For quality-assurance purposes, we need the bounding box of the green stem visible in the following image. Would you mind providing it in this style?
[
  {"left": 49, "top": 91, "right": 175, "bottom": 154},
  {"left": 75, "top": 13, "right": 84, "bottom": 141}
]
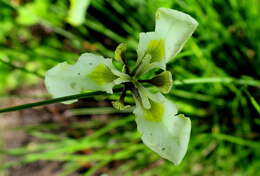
[
  {"left": 0, "top": 91, "right": 106, "bottom": 114},
  {"left": 173, "top": 77, "right": 260, "bottom": 87},
  {"left": 0, "top": 77, "right": 259, "bottom": 114}
]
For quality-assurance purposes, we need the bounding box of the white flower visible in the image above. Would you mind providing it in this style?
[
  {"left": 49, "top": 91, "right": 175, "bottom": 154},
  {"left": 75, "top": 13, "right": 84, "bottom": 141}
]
[{"left": 45, "top": 8, "right": 198, "bottom": 164}]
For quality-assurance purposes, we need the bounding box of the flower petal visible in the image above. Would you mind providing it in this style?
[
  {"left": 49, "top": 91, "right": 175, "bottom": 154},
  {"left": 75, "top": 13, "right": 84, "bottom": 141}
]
[
  {"left": 134, "top": 96, "right": 191, "bottom": 164},
  {"left": 155, "top": 8, "right": 198, "bottom": 62},
  {"left": 45, "top": 53, "right": 127, "bottom": 103},
  {"left": 136, "top": 32, "right": 166, "bottom": 70},
  {"left": 149, "top": 71, "right": 173, "bottom": 94},
  {"left": 135, "top": 9, "right": 198, "bottom": 74}
]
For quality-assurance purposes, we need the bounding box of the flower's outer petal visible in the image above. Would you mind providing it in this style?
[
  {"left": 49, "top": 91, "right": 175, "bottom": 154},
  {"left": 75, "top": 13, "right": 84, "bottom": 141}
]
[
  {"left": 134, "top": 97, "right": 191, "bottom": 165},
  {"left": 136, "top": 32, "right": 166, "bottom": 71},
  {"left": 155, "top": 8, "right": 198, "bottom": 62},
  {"left": 45, "top": 53, "right": 125, "bottom": 103}
]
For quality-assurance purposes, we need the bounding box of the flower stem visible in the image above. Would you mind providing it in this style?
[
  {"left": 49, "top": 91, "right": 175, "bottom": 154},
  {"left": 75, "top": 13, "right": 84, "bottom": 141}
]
[
  {"left": 0, "top": 77, "right": 258, "bottom": 114},
  {"left": 173, "top": 77, "right": 260, "bottom": 87},
  {"left": 0, "top": 91, "right": 106, "bottom": 114}
]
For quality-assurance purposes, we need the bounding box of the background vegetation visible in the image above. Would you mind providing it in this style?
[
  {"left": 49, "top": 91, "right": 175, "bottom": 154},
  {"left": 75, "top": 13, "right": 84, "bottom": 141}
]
[{"left": 0, "top": 0, "right": 259, "bottom": 175}]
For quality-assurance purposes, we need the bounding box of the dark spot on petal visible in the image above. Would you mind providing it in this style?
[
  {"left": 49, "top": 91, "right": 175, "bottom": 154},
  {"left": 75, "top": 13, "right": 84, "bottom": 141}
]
[
  {"left": 77, "top": 73, "right": 80, "bottom": 75},
  {"left": 162, "top": 148, "right": 165, "bottom": 151}
]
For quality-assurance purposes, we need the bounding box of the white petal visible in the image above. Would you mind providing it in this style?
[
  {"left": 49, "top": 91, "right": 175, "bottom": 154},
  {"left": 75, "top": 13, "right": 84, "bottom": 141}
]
[
  {"left": 45, "top": 53, "right": 123, "bottom": 103},
  {"left": 134, "top": 96, "right": 191, "bottom": 164},
  {"left": 155, "top": 8, "right": 198, "bottom": 62}
]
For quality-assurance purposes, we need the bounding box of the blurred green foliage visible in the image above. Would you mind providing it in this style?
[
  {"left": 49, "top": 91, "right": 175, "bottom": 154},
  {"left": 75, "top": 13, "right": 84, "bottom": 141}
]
[{"left": 0, "top": 0, "right": 260, "bottom": 175}]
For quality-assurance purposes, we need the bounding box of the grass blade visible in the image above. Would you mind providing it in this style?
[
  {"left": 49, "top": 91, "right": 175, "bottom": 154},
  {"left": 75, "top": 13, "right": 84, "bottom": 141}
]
[
  {"left": 174, "top": 77, "right": 260, "bottom": 87},
  {"left": 0, "top": 91, "right": 106, "bottom": 114}
]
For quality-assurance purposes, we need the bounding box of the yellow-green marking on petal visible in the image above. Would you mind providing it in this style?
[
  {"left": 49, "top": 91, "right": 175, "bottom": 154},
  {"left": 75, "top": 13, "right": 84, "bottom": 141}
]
[
  {"left": 89, "top": 64, "right": 118, "bottom": 85},
  {"left": 147, "top": 39, "right": 165, "bottom": 62},
  {"left": 144, "top": 100, "right": 164, "bottom": 122}
]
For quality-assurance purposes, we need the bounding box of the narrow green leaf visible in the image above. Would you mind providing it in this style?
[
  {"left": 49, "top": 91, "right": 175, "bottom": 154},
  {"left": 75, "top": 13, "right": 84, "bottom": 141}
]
[
  {"left": 173, "top": 77, "right": 260, "bottom": 88},
  {"left": 244, "top": 89, "right": 260, "bottom": 114},
  {"left": 1, "top": 77, "right": 258, "bottom": 114},
  {"left": 0, "top": 91, "right": 105, "bottom": 114}
]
